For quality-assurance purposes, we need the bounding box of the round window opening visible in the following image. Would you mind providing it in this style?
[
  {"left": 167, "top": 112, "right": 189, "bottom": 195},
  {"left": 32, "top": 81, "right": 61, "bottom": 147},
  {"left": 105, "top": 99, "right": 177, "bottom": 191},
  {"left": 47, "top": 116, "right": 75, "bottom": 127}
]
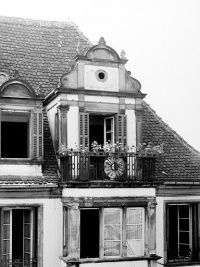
[
  {"left": 96, "top": 70, "right": 108, "bottom": 82},
  {"left": 98, "top": 72, "right": 105, "bottom": 80}
]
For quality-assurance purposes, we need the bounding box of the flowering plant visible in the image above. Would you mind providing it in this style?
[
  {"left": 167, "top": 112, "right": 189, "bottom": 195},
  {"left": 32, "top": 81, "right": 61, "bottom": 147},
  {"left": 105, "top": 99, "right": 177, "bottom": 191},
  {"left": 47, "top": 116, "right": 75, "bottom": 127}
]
[
  {"left": 57, "top": 143, "right": 89, "bottom": 157},
  {"left": 57, "top": 141, "right": 164, "bottom": 157},
  {"left": 136, "top": 142, "right": 164, "bottom": 156}
]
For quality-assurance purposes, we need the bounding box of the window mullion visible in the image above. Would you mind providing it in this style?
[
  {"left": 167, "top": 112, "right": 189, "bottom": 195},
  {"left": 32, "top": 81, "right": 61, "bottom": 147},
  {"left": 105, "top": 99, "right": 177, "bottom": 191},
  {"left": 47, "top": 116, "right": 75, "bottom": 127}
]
[{"left": 122, "top": 208, "right": 126, "bottom": 257}]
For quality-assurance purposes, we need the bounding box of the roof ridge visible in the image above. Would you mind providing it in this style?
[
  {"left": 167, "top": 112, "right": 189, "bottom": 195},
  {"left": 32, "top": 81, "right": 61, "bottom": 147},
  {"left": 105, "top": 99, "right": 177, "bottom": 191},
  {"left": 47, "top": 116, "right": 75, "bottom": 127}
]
[
  {"left": 143, "top": 101, "right": 200, "bottom": 156},
  {"left": 68, "top": 20, "right": 93, "bottom": 46},
  {"left": 0, "top": 15, "right": 75, "bottom": 29}
]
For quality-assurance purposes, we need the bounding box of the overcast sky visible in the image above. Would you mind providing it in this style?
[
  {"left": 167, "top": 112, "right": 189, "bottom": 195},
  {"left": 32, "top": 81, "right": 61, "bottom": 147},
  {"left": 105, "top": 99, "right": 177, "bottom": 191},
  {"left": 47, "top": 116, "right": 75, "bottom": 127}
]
[{"left": 1, "top": 0, "right": 200, "bottom": 150}]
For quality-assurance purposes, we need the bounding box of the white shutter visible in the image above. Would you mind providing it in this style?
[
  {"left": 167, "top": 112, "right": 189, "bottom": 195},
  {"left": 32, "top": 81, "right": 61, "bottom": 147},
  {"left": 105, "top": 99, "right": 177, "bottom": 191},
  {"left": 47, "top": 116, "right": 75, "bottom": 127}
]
[
  {"left": 103, "top": 208, "right": 122, "bottom": 257},
  {"left": 79, "top": 112, "right": 89, "bottom": 149},
  {"left": 33, "top": 111, "right": 43, "bottom": 159},
  {"left": 126, "top": 208, "right": 144, "bottom": 256},
  {"left": 114, "top": 114, "right": 127, "bottom": 145},
  {"left": 2, "top": 209, "right": 12, "bottom": 261}
]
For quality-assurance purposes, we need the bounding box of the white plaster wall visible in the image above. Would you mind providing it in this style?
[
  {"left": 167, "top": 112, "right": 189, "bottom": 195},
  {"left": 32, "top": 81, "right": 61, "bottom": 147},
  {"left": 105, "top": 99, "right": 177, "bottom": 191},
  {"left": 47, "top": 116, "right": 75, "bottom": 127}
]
[
  {"left": 62, "top": 188, "right": 156, "bottom": 198},
  {"left": 0, "top": 164, "right": 43, "bottom": 176},
  {"left": 67, "top": 106, "right": 79, "bottom": 148},
  {"left": 46, "top": 104, "right": 57, "bottom": 142},
  {"left": 84, "top": 65, "right": 119, "bottom": 91},
  {"left": 80, "top": 260, "right": 149, "bottom": 267},
  {"left": 126, "top": 110, "right": 136, "bottom": 148},
  {"left": 0, "top": 198, "right": 63, "bottom": 267},
  {"left": 85, "top": 95, "right": 119, "bottom": 104}
]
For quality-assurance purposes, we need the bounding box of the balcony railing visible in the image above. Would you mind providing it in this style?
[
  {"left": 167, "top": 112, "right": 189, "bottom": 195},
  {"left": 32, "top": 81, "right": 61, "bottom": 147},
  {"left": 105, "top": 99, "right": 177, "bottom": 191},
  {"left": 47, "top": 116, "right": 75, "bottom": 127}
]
[
  {"left": 0, "top": 258, "right": 37, "bottom": 267},
  {"left": 167, "top": 249, "right": 199, "bottom": 263},
  {"left": 60, "top": 152, "right": 155, "bottom": 183}
]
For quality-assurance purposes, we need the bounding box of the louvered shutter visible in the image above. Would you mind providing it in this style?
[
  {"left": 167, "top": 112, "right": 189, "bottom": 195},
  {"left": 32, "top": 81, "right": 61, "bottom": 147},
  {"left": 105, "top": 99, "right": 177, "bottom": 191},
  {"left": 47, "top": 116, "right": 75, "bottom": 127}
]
[
  {"left": 33, "top": 111, "right": 43, "bottom": 159},
  {"left": 126, "top": 208, "right": 144, "bottom": 256},
  {"left": 114, "top": 114, "right": 127, "bottom": 145},
  {"left": 103, "top": 208, "right": 122, "bottom": 257},
  {"left": 79, "top": 112, "right": 89, "bottom": 149},
  {"left": 2, "top": 209, "right": 11, "bottom": 261}
]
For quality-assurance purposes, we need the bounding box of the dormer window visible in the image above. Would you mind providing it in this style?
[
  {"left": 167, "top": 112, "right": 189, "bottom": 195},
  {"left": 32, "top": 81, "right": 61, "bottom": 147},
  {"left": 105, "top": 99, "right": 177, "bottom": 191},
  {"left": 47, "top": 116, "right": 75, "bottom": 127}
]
[
  {"left": 1, "top": 111, "right": 30, "bottom": 158},
  {"left": 0, "top": 80, "right": 44, "bottom": 163},
  {"left": 80, "top": 113, "right": 126, "bottom": 149}
]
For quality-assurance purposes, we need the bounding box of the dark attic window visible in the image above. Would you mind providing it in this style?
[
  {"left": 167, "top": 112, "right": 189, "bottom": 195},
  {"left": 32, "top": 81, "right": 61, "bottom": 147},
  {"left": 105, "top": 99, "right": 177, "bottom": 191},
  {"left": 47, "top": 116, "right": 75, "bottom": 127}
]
[{"left": 1, "top": 112, "right": 30, "bottom": 158}]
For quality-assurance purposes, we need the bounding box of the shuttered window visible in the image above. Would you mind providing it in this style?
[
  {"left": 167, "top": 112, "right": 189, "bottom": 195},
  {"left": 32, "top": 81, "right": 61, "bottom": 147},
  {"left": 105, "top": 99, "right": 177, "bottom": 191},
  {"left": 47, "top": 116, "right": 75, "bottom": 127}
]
[
  {"left": 79, "top": 113, "right": 127, "bottom": 149},
  {"left": 0, "top": 109, "right": 43, "bottom": 160},
  {"left": 79, "top": 207, "right": 145, "bottom": 259},
  {"left": 2, "top": 208, "right": 36, "bottom": 264}
]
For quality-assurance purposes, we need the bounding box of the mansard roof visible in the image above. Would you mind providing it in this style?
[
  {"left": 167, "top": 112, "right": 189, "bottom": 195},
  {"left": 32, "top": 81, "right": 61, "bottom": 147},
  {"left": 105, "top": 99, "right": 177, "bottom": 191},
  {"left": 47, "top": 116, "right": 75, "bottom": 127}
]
[
  {"left": 1, "top": 15, "right": 199, "bottom": 184},
  {"left": 0, "top": 15, "right": 92, "bottom": 95},
  {"left": 142, "top": 101, "right": 200, "bottom": 182},
  {"left": 0, "top": 15, "right": 91, "bottom": 184}
]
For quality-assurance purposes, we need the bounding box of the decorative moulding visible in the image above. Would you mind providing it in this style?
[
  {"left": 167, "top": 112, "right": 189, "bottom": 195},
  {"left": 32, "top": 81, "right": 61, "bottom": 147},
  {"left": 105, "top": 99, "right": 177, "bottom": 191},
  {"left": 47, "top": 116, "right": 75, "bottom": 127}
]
[{"left": 0, "top": 72, "right": 10, "bottom": 86}]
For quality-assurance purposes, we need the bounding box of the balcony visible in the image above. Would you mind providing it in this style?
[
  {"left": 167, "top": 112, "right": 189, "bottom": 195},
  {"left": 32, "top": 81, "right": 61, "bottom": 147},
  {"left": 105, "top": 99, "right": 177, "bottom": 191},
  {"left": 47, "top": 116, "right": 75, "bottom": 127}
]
[
  {"left": 59, "top": 152, "right": 155, "bottom": 184},
  {"left": 0, "top": 258, "right": 37, "bottom": 267}
]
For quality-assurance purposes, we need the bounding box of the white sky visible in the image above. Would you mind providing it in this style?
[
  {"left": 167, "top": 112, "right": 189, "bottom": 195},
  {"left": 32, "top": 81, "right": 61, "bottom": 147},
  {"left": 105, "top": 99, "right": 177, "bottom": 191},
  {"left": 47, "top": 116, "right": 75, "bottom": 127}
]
[{"left": 1, "top": 0, "right": 200, "bottom": 150}]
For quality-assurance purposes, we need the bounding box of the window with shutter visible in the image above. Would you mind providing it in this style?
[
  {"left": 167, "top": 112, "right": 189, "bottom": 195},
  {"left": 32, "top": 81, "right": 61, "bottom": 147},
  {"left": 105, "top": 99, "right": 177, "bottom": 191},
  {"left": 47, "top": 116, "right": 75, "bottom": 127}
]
[
  {"left": 0, "top": 111, "right": 30, "bottom": 158},
  {"left": 78, "top": 207, "right": 145, "bottom": 260},
  {"left": 1, "top": 208, "right": 37, "bottom": 266}
]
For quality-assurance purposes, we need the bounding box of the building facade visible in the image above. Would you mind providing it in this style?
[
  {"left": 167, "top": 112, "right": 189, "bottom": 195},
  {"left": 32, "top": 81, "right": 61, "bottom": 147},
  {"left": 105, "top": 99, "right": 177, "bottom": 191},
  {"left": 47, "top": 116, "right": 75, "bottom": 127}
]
[{"left": 0, "top": 15, "right": 200, "bottom": 267}]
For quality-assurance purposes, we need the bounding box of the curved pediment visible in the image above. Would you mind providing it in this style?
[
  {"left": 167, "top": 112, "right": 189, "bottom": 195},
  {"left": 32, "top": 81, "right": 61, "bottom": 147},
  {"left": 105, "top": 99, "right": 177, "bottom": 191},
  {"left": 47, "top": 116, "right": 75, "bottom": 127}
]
[
  {"left": 0, "top": 80, "right": 36, "bottom": 98},
  {"left": 85, "top": 37, "right": 122, "bottom": 62}
]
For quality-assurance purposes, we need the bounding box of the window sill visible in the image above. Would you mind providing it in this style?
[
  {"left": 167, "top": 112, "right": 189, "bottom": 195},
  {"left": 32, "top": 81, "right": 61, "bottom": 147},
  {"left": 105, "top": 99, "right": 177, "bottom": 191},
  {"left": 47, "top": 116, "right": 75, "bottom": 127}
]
[
  {"left": 166, "top": 261, "right": 200, "bottom": 267},
  {"left": 0, "top": 158, "right": 44, "bottom": 165},
  {"left": 60, "top": 255, "right": 161, "bottom": 265}
]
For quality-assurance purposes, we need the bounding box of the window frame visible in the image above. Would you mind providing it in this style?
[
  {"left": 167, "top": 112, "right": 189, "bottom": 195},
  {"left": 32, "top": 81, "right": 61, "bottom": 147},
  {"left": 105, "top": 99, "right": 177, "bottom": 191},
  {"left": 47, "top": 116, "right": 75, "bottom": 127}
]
[
  {"left": 79, "top": 207, "right": 145, "bottom": 260},
  {"left": 1, "top": 110, "right": 31, "bottom": 159},
  {"left": 165, "top": 202, "right": 200, "bottom": 264},
  {"left": 104, "top": 116, "right": 114, "bottom": 145},
  {"left": 1, "top": 207, "right": 37, "bottom": 264}
]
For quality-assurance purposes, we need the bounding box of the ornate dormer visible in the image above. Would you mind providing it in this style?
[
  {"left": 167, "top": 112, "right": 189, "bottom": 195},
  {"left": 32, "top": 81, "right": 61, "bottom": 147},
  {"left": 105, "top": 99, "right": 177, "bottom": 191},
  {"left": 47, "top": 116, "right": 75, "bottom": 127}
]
[
  {"left": 60, "top": 37, "right": 141, "bottom": 94},
  {"left": 0, "top": 72, "right": 44, "bottom": 177}
]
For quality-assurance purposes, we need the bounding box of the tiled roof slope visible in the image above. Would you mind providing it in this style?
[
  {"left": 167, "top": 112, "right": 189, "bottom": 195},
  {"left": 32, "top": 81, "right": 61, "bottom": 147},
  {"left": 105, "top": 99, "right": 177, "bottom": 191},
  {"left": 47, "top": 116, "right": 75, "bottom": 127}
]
[
  {"left": 0, "top": 15, "right": 92, "bottom": 94},
  {"left": 42, "top": 110, "right": 59, "bottom": 182},
  {"left": 142, "top": 101, "right": 200, "bottom": 181},
  {"left": 0, "top": 15, "right": 92, "bottom": 184}
]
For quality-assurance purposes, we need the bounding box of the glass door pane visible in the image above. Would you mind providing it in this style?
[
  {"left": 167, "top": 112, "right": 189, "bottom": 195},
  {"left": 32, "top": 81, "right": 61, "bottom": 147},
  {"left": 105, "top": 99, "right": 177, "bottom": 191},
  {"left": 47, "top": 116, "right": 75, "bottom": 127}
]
[{"left": 103, "top": 208, "right": 122, "bottom": 257}]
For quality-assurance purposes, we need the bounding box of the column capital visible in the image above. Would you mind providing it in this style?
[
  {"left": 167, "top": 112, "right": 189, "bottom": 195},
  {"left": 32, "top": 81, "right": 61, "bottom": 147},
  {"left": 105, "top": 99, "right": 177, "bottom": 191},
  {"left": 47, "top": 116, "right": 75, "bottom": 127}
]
[{"left": 57, "top": 105, "right": 69, "bottom": 115}]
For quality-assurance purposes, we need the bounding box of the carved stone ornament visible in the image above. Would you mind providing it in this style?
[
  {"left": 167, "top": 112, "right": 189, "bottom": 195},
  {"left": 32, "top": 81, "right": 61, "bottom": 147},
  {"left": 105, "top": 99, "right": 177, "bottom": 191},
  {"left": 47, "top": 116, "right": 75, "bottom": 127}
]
[
  {"left": 125, "top": 70, "right": 141, "bottom": 92},
  {"left": 0, "top": 72, "right": 10, "bottom": 86}
]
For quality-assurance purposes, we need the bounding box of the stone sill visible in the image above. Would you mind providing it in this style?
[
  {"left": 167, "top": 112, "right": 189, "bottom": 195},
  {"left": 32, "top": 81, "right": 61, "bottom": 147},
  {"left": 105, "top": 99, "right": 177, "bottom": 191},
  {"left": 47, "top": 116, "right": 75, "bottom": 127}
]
[{"left": 61, "top": 255, "right": 161, "bottom": 265}]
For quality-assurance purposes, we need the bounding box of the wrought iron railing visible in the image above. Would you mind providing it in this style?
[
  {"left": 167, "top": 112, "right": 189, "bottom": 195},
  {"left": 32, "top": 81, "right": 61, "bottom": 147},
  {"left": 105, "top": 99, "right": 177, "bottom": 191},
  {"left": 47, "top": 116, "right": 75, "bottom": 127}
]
[
  {"left": 0, "top": 258, "right": 37, "bottom": 267},
  {"left": 167, "top": 249, "right": 199, "bottom": 263},
  {"left": 60, "top": 152, "right": 155, "bottom": 182}
]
